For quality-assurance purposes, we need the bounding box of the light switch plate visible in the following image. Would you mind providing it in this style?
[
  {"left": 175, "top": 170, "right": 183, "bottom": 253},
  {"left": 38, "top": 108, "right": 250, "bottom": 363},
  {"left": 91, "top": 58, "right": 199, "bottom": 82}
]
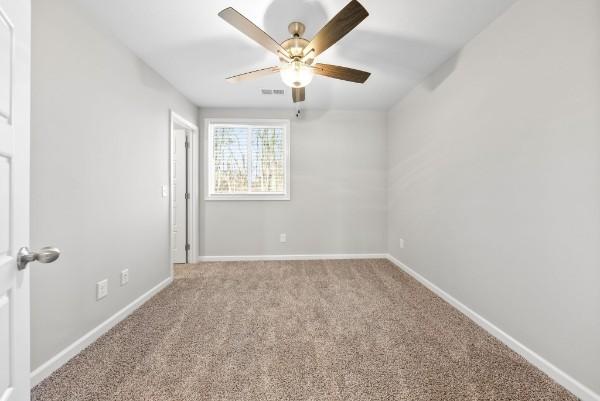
[{"left": 162, "top": 185, "right": 168, "bottom": 198}]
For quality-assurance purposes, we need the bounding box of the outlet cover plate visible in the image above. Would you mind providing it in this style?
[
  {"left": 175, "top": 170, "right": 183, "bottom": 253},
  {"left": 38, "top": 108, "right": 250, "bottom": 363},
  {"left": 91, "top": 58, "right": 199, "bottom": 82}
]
[
  {"left": 96, "top": 279, "right": 108, "bottom": 300},
  {"left": 120, "top": 269, "right": 129, "bottom": 286}
]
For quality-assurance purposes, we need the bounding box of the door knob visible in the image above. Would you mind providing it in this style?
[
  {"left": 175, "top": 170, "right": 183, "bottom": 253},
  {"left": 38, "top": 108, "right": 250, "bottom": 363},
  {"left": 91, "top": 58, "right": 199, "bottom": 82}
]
[{"left": 17, "top": 246, "right": 61, "bottom": 270}]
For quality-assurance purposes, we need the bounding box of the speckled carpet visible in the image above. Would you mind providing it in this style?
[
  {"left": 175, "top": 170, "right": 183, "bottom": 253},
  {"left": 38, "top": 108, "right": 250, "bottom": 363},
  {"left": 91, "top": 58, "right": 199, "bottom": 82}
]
[{"left": 32, "top": 260, "right": 576, "bottom": 401}]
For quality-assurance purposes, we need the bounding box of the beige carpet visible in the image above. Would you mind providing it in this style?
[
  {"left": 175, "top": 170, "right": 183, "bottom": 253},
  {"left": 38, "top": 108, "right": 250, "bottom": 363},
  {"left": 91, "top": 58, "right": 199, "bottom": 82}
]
[{"left": 32, "top": 260, "right": 576, "bottom": 401}]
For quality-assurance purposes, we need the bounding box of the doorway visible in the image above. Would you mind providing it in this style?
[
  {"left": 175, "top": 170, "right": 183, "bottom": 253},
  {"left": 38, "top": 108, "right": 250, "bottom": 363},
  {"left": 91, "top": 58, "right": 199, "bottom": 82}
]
[{"left": 170, "top": 111, "right": 198, "bottom": 266}]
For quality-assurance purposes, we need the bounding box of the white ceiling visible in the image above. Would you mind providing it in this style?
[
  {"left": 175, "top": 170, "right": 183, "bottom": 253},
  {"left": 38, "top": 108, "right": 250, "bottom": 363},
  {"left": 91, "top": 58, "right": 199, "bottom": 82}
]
[{"left": 76, "top": 0, "right": 517, "bottom": 110}]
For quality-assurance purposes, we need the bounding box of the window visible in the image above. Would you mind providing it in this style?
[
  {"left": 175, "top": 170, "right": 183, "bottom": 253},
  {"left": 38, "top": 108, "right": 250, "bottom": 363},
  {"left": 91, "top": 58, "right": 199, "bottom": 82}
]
[{"left": 205, "top": 119, "right": 290, "bottom": 200}]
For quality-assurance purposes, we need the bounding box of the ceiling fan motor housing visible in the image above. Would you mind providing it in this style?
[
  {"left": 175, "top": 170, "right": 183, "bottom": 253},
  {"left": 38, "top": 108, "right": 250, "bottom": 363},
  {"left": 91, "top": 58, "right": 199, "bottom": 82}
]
[{"left": 280, "top": 37, "right": 310, "bottom": 59}]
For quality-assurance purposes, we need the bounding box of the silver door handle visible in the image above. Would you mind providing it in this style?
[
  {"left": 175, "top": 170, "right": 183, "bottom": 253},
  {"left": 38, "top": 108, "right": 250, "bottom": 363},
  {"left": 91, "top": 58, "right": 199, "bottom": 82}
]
[{"left": 17, "top": 246, "right": 61, "bottom": 270}]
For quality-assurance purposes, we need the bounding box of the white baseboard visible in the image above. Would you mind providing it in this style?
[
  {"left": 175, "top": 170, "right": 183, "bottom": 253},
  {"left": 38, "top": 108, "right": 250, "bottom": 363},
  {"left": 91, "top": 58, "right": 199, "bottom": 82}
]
[
  {"left": 197, "top": 253, "right": 388, "bottom": 262},
  {"left": 386, "top": 254, "right": 599, "bottom": 401},
  {"left": 30, "top": 276, "right": 173, "bottom": 387}
]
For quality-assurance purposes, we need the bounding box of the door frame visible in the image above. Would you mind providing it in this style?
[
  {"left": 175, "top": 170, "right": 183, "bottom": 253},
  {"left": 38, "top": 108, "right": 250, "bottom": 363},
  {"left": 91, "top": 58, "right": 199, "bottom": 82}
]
[{"left": 169, "top": 111, "right": 198, "bottom": 272}]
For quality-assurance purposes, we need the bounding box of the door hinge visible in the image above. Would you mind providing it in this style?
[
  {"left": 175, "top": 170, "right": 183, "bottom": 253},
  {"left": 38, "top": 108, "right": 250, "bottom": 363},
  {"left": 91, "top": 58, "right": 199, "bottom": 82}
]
[
  {"left": 185, "top": 140, "right": 190, "bottom": 149},
  {"left": 185, "top": 192, "right": 190, "bottom": 200},
  {"left": 185, "top": 244, "right": 190, "bottom": 251}
]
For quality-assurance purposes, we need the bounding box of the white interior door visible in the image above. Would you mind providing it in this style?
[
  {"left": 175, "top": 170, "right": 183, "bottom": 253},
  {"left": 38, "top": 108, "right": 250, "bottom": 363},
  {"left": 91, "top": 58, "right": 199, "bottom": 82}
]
[
  {"left": 172, "top": 129, "right": 187, "bottom": 263},
  {"left": 0, "top": 0, "right": 31, "bottom": 400}
]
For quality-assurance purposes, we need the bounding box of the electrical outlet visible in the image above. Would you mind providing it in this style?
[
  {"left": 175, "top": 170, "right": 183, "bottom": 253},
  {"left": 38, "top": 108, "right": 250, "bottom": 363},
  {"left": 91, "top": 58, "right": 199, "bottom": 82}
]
[
  {"left": 399, "top": 238, "right": 405, "bottom": 249},
  {"left": 280, "top": 233, "right": 287, "bottom": 243},
  {"left": 96, "top": 279, "right": 108, "bottom": 300},
  {"left": 120, "top": 269, "right": 129, "bottom": 286}
]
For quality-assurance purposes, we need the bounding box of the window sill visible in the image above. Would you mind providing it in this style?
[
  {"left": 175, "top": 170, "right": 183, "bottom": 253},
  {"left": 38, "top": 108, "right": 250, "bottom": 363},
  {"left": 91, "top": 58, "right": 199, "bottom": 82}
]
[{"left": 205, "top": 194, "right": 290, "bottom": 201}]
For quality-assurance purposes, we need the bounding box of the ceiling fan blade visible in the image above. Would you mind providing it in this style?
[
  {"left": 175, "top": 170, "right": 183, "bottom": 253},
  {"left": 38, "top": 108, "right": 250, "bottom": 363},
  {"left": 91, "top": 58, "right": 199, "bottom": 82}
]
[
  {"left": 313, "top": 63, "right": 370, "bottom": 83},
  {"left": 292, "top": 87, "right": 305, "bottom": 103},
  {"left": 226, "top": 66, "right": 280, "bottom": 83},
  {"left": 303, "top": 0, "right": 368, "bottom": 57},
  {"left": 219, "top": 7, "right": 287, "bottom": 56}
]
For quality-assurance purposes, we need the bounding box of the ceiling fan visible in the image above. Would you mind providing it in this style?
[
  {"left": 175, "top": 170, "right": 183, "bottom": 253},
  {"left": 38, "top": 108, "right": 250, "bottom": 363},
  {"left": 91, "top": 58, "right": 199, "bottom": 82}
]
[{"left": 218, "top": 0, "right": 371, "bottom": 103}]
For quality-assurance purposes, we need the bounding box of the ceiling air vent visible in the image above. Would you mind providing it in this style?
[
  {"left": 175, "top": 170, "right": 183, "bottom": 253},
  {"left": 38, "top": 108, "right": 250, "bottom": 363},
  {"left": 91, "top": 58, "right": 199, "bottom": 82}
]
[{"left": 261, "top": 89, "right": 285, "bottom": 95}]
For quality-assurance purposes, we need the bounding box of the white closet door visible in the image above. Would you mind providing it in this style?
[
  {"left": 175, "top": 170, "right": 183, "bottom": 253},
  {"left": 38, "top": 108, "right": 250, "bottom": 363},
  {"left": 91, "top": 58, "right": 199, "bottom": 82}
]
[{"left": 172, "top": 129, "right": 187, "bottom": 263}]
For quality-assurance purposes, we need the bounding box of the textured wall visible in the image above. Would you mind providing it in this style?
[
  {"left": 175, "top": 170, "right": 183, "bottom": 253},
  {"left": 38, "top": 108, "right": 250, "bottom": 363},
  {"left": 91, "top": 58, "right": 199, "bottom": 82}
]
[
  {"left": 198, "top": 108, "right": 388, "bottom": 257},
  {"left": 30, "top": 0, "right": 196, "bottom": 370},
  {"left": 387, "top": 0, "right": 600, "bottom": 395}
]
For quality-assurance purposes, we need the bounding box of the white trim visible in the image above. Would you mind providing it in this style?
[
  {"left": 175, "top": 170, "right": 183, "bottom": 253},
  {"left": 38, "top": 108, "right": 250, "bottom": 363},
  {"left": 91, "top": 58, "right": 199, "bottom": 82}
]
[
  {"left": 30, "top": 277, "right": 172, "bottom": 387},
  {"left": 170, "top": 111, "right": 199, "bottom": 267},
  {"left": 386, "top": 254, "right": 599, "bottom": 401},
  {"left": 171, "top": 111, "right": 198, "bottom": 131},
  {"left": 205, "top": 193, "right": 290, "bottom": 201},
  {"left": 197, "top": 253, "right": 388, "bottom": 262},
  {"left": 204, "top": 118, "right": 291, "bottom": 201}
]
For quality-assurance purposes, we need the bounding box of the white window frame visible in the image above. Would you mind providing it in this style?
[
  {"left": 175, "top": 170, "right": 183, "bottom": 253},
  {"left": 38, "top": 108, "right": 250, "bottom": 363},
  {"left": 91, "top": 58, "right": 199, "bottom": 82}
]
[{"left": 204, "top": 118, "right": 291, "bottom": 201}]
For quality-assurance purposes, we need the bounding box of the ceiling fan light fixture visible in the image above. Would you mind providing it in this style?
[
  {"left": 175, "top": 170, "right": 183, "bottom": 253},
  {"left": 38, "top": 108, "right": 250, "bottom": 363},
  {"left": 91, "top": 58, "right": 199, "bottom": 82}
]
[
  {"left": 280, "top": 60, "right": 314, "bottom": 88},
  {"left": 219, "top": 1, "right": 371, "bottom": 102}
]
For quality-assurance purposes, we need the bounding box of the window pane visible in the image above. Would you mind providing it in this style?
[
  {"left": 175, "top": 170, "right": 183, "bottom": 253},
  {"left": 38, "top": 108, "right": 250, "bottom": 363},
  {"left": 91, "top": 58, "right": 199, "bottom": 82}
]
[
  {"left": 250, "top": 127, "right": 285, "bottom": 193},
  {"left": 212, "top": 126, "right": 248, "bottom": 193}
]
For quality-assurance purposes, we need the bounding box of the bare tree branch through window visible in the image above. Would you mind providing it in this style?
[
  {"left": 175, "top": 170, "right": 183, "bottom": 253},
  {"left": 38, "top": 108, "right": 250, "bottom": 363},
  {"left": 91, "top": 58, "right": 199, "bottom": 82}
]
[{"left": 208, "top": 122, "right": 288, "bottom": 199}]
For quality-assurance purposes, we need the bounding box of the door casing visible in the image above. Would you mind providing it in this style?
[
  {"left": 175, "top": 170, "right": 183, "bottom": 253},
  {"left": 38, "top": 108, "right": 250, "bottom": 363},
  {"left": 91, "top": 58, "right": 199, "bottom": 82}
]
[{"left": 169, "top": 111, "right": 199, "bottom": 270}]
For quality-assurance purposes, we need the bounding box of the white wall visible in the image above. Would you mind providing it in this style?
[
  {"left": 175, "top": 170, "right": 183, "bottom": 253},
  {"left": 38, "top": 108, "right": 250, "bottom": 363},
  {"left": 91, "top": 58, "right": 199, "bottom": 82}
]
[
  {"left": 30, "top": 0, "right": 196, "bottom": 371},
  {"left": 387, "top": 0, "right": 600, "bottom": 396},
  {"left": 199, "top": 108, "right": 387, "bottom": 257}
]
